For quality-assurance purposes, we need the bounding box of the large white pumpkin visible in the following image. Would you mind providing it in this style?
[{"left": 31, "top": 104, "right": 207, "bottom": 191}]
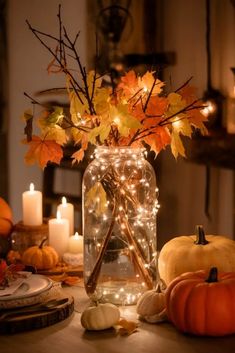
[{"left": 158, "top": 225, "right": 235, "bottom": 286}]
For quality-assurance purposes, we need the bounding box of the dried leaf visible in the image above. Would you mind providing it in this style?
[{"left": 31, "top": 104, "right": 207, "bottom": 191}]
[
  {"left": 170, "top": 130, "right": 186, "bottom": 158},
  {"left": 85, "top": 182, "right": 107, "bottom": 216},
  {"left": 23, "top": 109, "right": 33, "bottom": 142},
  {"left": 117, "top": 318, "right": 138, "bottom": 336},
  {"left": 71, "top": 148, "right": 85, "bottom": 164},
  {"left": 23, "top": 135, "right": 63, "bottom": 169},
  {"left": 139, "top": 71, "right": 164, "bottom": 95}
]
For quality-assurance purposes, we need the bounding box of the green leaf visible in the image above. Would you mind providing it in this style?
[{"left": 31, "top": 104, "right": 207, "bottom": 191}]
[{"left": 47, "top": 106, "right": 64, "bottom": 124}]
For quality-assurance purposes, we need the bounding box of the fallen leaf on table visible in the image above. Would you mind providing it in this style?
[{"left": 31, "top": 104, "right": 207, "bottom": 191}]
[
  {"left": 116, "top": 318, "right": 138, "bottom": 336},
  {"left": 47, "top": 273, "right": 81, "bottom": 286}
]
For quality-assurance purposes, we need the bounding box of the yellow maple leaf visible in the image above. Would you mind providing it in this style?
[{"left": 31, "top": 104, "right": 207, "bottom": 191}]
[
  {"left": 85, "top": 182, "right": 107, "bottom": 216},
  {"left": 87, "top": 70, "right": 102, "bottom": 96},
  {"left": 170, "top": 130, "right": 186, "bottom": 158},
  {"left": 93, "top": 87, "right": 110, "bottom": 115},
  {"left": 69, "top": 90, "right": 87, "bottom": 125},
  {"left": 42, "top": 125, "right": 68, "bottom": 145},
  {"left": 88, "top": 123, "right": 111, "bottom": 144},
  {"left": 139, "top": 71, "right": 164, "bottom": 95},
  {"left": 167, "top": 93, "right": 186, "bottom": 117},
  {"left": 172, "top": 117, "right": 192, "bottom": 137},
  {"left": 110, "top": 104, "right": 142, "bottom": 137}
]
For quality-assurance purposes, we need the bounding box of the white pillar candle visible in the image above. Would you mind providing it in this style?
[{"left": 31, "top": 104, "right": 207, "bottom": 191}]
[
  {"left": 57, "top": 196, "right": 74, "bottom": 235},
  {"left": 68, "top": 232, "right": 83, "bottom": 254},
  {"left": 22, "top": 183, "right": 43, "bottom": 226},
  {"left": 49, "top": 210, "right": 70, "bottom": 257}
]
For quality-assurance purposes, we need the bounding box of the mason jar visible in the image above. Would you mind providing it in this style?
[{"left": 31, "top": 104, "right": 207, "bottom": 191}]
[{"left": 82, "top": 146, "right": 158, "bottom": 305}]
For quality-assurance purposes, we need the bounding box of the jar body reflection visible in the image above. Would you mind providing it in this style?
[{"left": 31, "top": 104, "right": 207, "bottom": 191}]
[{"left": 82, "top": 147, "right": 158, "bottom": 305}]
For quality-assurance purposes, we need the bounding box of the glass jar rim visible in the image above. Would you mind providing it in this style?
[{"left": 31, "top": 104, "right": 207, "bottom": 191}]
[{"left": 95, "top": 146, "right": 146, "bottom": 153}]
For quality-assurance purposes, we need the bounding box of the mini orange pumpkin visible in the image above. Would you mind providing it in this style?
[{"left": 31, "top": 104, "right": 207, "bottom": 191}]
[
  {"left": 22, "top": 238, "right": 59, "bottom": 270},
  {"left": 0, "top": 197, "right": 13, "bottom": 238},
  {"left": 166, "top": 267, "right": 235, "bottom": 336}
]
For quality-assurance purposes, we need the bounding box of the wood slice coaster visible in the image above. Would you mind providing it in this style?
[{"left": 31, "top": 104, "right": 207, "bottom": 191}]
[{"left": 0, "top": 296, "right": 74, "bottom": 334}]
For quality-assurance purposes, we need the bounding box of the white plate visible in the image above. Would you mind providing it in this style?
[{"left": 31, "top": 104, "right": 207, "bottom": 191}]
[{"left": 0, "top": 274, "right": 53, "bottom": 309}]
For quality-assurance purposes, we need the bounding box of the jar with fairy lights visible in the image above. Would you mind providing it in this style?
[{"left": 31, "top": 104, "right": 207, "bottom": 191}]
[{"left": 82, "top": 146, "right": 159, "bottom": 305}]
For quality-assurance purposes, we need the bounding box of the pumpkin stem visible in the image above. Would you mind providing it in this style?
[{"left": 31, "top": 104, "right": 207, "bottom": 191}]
[
  {"left": 206, "top": 267, "right": 218, "bottom": 283},
  {"left": 155, "top": 283, "right": 162, "bottom": 293},
  {"left": 39, "top": 237, "right": 48, "bottom": 249},
  {"left": 194, "top": 225, "right": 209, "bottom": 245}
]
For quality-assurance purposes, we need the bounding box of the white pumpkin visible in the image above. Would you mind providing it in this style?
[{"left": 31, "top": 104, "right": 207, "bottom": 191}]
[
  {"left": 136, "top": 283, "right": 167, "bottom": 323},
  {"left": 158, "top": 225, "right": 235, "bottom": 286},
  {"left": 81, "top": 303, "right": 120, "bottom": 330}
]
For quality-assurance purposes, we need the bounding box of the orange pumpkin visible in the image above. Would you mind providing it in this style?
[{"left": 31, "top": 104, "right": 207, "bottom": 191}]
[
  {"left": 22, "top": 238, "right": 59, "bottom": 270},
  {"left": 166, "top": 267, "right": 235, "bottom": 336},
  {"left": 0, "top": 197, "right": 13, "bottom": 237}
]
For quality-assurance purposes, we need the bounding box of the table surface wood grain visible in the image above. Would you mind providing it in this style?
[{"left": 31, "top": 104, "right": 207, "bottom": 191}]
[{"left": 0, "top": 285, "right": 235, "bottom": 353}]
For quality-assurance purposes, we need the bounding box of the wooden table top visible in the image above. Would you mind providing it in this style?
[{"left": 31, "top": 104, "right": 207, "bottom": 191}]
[{"left": 0, "top": 285, "right": 235, "bottom": 353}]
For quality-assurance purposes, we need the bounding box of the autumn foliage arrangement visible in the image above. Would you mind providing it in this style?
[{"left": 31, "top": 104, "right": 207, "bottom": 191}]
[{"left": 22, "top": 7, "right": 207, "bottom": 169}]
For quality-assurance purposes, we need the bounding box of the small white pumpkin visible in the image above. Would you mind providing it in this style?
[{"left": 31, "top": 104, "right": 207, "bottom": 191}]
[
  {"left": 136, "top": 283, "right": 166, "bottom": 323},
  {"left": 81, "top": 303, "right": 120, "bottom": 330}
]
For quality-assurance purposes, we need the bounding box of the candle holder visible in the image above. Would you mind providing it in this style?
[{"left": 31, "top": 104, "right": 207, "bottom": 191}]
[{"left": 10, "top": 219, "right": 49, "bottom": 254}]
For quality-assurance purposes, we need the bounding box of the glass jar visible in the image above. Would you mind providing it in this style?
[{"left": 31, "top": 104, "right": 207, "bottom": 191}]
[{"left": 82, "top": 146, "right": 158, "bottom": 305}]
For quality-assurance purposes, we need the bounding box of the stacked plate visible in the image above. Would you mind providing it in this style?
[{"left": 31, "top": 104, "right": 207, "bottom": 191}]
[{"left": 0, "top": 274, "right": 53, "bottom": 309}]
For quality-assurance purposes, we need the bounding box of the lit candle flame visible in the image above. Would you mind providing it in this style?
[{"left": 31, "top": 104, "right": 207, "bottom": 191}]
[
  {"left": 29, "top": 183, "right": 34, "bottom": 192},
  {"left": 62, "top": 196, "right": 67, "bottom": 205}
]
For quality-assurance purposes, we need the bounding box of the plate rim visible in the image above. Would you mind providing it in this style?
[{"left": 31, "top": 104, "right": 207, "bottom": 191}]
[{"left": 0, "top": 274, "right": 53, "bottom": 302}]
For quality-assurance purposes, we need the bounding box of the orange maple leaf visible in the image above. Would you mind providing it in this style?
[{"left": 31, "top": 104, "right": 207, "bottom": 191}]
[
  {"left": 118, "top": 70, "right": 139, "bottom": 98},
  {"left": 23, "top": 135, "right": 63, "bottom": 169},
  {"left": 143, "top": 127, "right": 171, "bottom": 154},
  {"left": 71, "top": 148, "right": 85, "bottom": 164}
]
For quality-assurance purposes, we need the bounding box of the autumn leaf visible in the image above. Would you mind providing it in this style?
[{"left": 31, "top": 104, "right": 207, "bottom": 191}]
[
  {"left": 23, "top": 109, "right": 33, "bottom": 141},
  {"left": 179, "top": 84, "right": 197, "bottom": 103},
  {"left": 71, "top": 148, "right": 85, "bottom": 165},
  {"left": 116, "top": 318, "right": 138, "bottom": 336},
  {"left": 85, "top": 182, "right": 107, "bottom": 216},
  {"left": 172, "top": 117, "right": 192, "bottom": 137},
  {"left": 88, "top": 123, "right": 111, "bottom": 144},
  {"left": 110, "top": 104, "right": 142, "bottom": 137},
  {"left": 144, "top": 127, "right": 171, "bottom": 155},
  {"left": 141, "top": 96, "right": 168, "bottom": 128},
  {"left": 93, "top": 87, "right": 110, "bottom": 115},
  {"left": 87, "top": 70, "right": 102, "bottom": 96},
  {"left": 47, "top": 46, "right": 62, "bottom": 74},
  {"left": 118, "top": 70, "right": 139, "bottom": 98},
  {"left": 187, "top": 106, "right": 208, "bottom": 134},
  {"left": 167, "top": 92, "right": 186, "bottom": 117},
  {"left": 23, "top": 135, "right": 63, "bottom": 169},
  {"left": 139, "top": 71, "right": 164, "bottom": 95},
  {"left": 69, "top": 90, "right": 87, "bottom": 125},
  {"left": 170, "top": 130, "right": 186, "bottom": 158},
  {"left": 42, "top": 125, "right": 68, "bottom": 145}
]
